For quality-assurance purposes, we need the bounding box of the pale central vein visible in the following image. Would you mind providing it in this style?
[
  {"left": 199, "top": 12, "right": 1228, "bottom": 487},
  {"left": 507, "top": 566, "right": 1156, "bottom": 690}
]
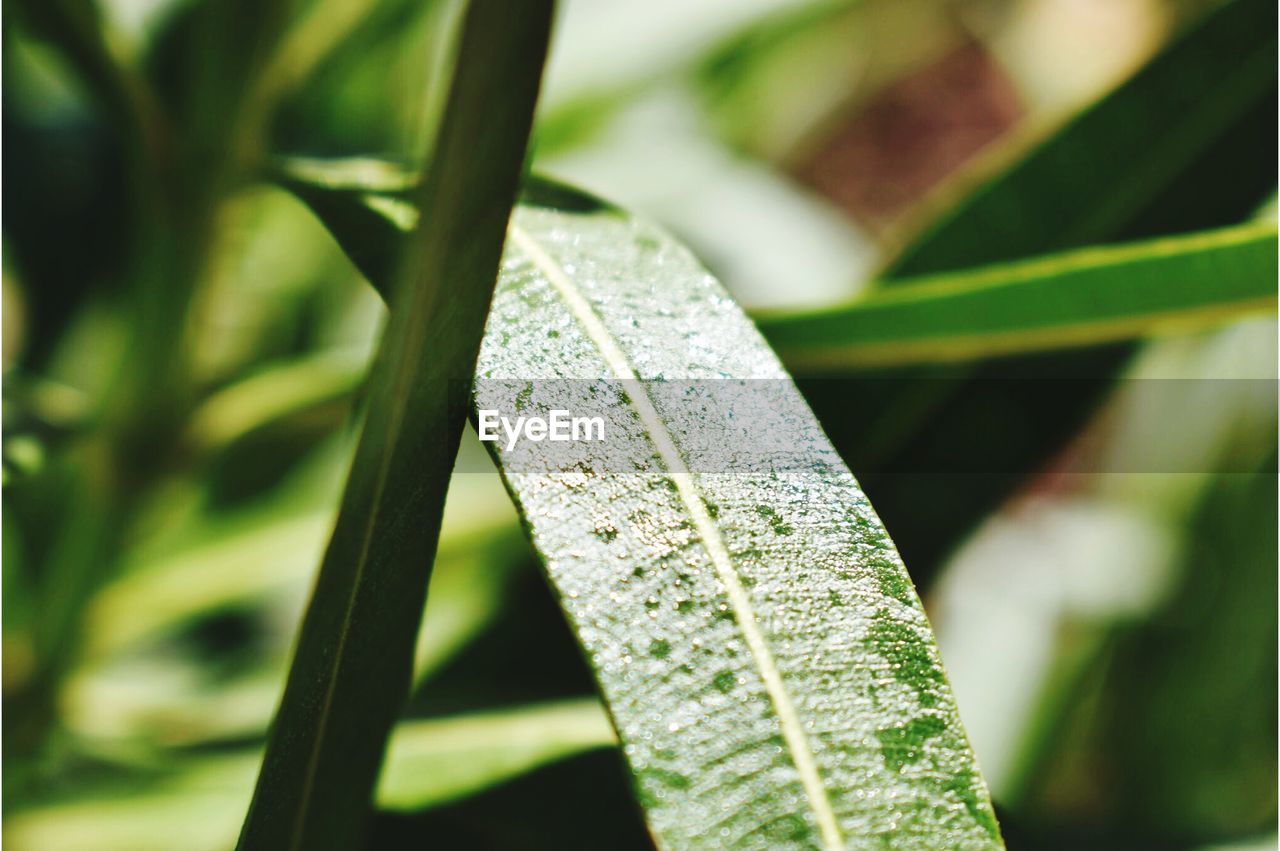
[{"left": 508, "top": 223, "right": 845, "bottom": 851}]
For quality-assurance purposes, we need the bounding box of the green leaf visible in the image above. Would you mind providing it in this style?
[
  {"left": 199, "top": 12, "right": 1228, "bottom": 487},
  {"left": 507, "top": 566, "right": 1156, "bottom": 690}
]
[
  {"left": 760, "top": 224, "right": 1278, "bottom": 369},
  {"left": 68, "top": 465, "right": 526, "bottom": 748},
  {"left": 817, "top": 0, "right": 1276, "bottom": 583},
  {"left": 4, "top": 700, "right": 615, "bottom": 851},
  {"left": 237, "top": 2, "right": 553, "bottom": 849},
  {"left": 278, "top": 170, "right": 1002, "bottom": 847},
  {"left": 8, "top": 0, "right": 159, "bottom": 148},
  {"left": 181, "top": 349, "right": 371, "bottom": 457},
  {"left": 885, "top": 0, "right": 1277, "bottom": 278},
  {"left": 377, "top": 698, "right": 615, "bottom": 810}
]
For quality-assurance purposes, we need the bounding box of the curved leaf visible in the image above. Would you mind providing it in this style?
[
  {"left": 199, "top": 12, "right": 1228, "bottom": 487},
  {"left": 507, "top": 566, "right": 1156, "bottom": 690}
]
[
  {"left": 280, "top": 169, "right": 1002, "bottom": 848},
  {"left": 760, "top": 224, "right": 1278, "bottom": 369}
]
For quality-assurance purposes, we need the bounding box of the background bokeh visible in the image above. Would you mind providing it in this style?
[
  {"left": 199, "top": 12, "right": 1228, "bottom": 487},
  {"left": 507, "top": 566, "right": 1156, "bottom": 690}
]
[{"left": 3, "top": 0, "right": 1276, "bottom": 848}]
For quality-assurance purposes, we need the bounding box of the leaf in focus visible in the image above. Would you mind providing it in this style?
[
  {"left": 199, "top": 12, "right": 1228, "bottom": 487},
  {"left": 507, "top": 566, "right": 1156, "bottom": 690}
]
[
  {"left": 760, "top": 223, "right": 1278, "bottom": 369},
  {"left": 278, "top": 171, "right": 1003, "bottom": 848},
  {"left": 236, "top": 2, "right": 553, "bottom": 849}
]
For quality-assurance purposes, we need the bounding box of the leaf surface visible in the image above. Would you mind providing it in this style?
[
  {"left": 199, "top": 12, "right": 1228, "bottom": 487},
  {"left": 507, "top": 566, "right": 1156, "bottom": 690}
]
[{"left": 282, "top": 170, "right": 1003, "bottom": 848}]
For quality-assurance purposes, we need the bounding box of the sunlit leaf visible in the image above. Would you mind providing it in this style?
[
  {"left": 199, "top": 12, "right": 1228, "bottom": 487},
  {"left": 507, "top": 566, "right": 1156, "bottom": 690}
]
[
  {"left": 282, "top": 168, "right": 1002, "bottom": 848},
  {"left": 377, "top": 698, "right": 615, "bottom": 810}
]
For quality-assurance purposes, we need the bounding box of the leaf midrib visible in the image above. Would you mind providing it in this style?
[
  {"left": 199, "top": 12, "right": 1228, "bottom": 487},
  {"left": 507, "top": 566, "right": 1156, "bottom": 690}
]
[{"left": 507, "top": 223, "right": 845, "bottom": 851}]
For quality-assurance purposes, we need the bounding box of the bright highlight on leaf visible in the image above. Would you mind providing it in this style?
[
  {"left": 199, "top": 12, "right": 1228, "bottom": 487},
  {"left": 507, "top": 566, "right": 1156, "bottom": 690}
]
[{"left": 284, "top": 169, "right": 1004, "bottom": 849}]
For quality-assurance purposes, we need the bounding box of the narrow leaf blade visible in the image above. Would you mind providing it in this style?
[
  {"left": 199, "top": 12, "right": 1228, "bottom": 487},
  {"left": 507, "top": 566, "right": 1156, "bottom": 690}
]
[
  {"left": 237, "top": 3, "right": 552, "bottom": 849},
  {"left": 761, "top": 224, "right": 1279, "bottom": 369}
]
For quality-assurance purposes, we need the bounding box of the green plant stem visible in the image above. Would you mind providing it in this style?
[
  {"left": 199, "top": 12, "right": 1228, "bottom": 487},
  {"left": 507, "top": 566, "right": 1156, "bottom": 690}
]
[{"left": 237, "top": 3, "right": 554, "bottom": 848}]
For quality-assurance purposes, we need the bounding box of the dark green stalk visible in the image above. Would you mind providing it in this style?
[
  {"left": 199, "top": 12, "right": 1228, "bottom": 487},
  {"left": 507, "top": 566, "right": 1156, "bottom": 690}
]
[{"left": 237, "top": 3, "right": 554, "bottom": 848}]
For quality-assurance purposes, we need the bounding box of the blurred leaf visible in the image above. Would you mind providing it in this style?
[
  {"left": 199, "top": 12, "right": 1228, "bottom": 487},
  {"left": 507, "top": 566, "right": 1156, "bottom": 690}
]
[
  {"left": 249, "top": 0, "right": 383, "bottom": 120},
  {"left": 269, "top": 1, "right": 455, "bottom": 158},
  {"left": 760, "top": 223, "right": 1278, "bottom": 368},
  {"left": 143, "top": 0, "right": 296, "bottom": 178},
  {"left": 182, "top": 348, "right": 370, "bottom": 457},
  {"left": 281, "top": 168, "right": 1002, "bottom": 847},
  {"left": 3, "top": 700, "right": 616, "bottom": 851},
  {"left": 2, "top": 42, "right": 134, "bottom": 371},
  {"left": 1020, "top": 456, "right": 1277, "bottom": 845},
  {"left": 83, "top": 431, "right": 516, "bottom": 667},
  {"left": 536, "top": 0, "right": 846, "bottom": 147},
  {"left": 4, "top": 0, "right": 317, "bottom": 770},
  {"left": 377, "top": 698, "right": 614, "bottom": 810},
  {"left": 3, "top": 751, "right": 257, "bottom": 851},
  {"left": 885, "top": 0, "right": 1277, "bottom": 277},
  {"left": 369, "top": 749, "right": 652, "bottom": 851},
  {"left": 86, "top": 505, "right": 333, "bottom": 661},
  {"left": 69, "top": 457, "right": 525, "bottom": 747},
  {"left": 238, "top": 2, "right": 553, "bottom": 849},
  {"left": 8, "top": 0, "right": 163, "bottom": 152},
  {"left": 803, "top": 0, "right": 1277, "bottom": 584}
]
